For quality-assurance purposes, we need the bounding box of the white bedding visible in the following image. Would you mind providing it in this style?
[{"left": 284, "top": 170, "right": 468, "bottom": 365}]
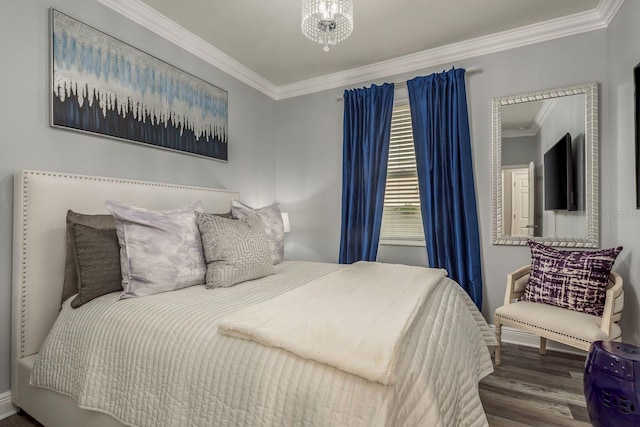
[
  {"left": 219, "top": 261, "right": 446, "bottom": 385},
  {"left": 31, "top": 261, "right": 496, "bottom": 427}
]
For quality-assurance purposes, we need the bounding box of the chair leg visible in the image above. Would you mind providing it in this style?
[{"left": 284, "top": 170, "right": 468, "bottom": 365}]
[
  {"left": 539, "top": 337, "right": 547, "bottom": 355},
  {"left": 495, "top": 321, "right": 502, "bottom": 366}
]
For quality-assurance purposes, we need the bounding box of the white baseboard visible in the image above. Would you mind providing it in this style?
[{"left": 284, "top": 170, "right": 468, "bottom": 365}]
[
  {"left": 0, "top": 390, "right": 17, "bottom": 420},
  {"left": 489, "top": 324, "right": 587, "bottom": 356}
]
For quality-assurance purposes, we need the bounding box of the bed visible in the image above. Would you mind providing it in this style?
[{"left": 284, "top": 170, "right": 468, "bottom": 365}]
[{"left": 11, "top": 170, "right": 497, "bottom": 427}]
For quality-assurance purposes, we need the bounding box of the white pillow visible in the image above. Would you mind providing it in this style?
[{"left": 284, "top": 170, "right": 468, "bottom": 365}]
[{"left": 105, "top": 200, "right": 206, "bottom": 299}]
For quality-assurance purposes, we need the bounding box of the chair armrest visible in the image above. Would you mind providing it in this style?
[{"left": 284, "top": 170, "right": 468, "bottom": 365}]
[
  {"left": 504, "top": 265, "right": 531, "bottom": 305},
  {"left": 601, "top": 271, "right": 624, "bottom": 336}
]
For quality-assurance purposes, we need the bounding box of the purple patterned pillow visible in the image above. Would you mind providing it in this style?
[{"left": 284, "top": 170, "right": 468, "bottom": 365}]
[{"left": 522, "top": 240, "right": 622, "bottom": 316}]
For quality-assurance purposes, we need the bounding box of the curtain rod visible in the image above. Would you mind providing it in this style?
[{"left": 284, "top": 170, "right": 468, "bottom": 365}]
[
  {"left": 337, "top": 66, "right": 479, "bottom": 101},
  {"left": 392, "top": 66, "right": 479, "bottom": 89}
]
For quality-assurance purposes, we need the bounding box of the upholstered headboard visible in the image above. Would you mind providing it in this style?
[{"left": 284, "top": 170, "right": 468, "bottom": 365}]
[{"left": 11, "top": 170, "right": 239, "bottom": 388}]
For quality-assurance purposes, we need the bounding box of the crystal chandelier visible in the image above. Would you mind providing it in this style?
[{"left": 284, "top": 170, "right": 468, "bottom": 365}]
[{"left": 301, "top": 0, "right": 353, "bottom": 52}]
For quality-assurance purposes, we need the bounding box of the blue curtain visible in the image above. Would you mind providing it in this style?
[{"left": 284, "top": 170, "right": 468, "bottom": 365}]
[
  {"left": 339, "top": 83, "right": 394, "bottom": 264},
  {"left": 407, "top": 68, "right": 483, "bottom": 308}
]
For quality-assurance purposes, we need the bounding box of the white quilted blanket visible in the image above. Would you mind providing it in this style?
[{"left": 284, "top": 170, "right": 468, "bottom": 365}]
[
  {"left": 219, "top": 261, "right": 446, "bottom": 385},
  {"left": 31, "top": 261, "right": 496, "bottom": 427}
]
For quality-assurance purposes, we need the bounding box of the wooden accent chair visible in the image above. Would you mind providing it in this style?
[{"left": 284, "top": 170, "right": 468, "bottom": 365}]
[{"left": 493, "top": 265, "right": 624, "bottom": 365}]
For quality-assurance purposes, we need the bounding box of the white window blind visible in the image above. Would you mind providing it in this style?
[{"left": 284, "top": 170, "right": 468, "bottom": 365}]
[{"left": 380, "top": 105, "right": 424, "bottom": 243}]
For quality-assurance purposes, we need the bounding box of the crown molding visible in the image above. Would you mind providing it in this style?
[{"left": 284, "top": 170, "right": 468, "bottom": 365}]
[
  {"left": 502, "top": 129, "right": 537, "bottom": 139},
  {"left": 534, "top": 98, "right": 559, "bottom": 131},
  {"left": 597, "top": 0, "right": 626, "bottom": 25},
  {"left": 96, "top": 0, "right": 279, "bottom": 99},
  {"left": 503, "top": 97, "right": 560, "bottom": 138},
  {"left": 276, "top": 0, "right": 625, "bottom": 99},
  {"left": 98, "top": 0, "right": 624, "bottom": 101}
]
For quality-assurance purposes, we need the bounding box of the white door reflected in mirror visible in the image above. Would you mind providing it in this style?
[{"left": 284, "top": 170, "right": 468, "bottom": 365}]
[{"left": 502, "top": 162, "right": 535, "bottom": 237}]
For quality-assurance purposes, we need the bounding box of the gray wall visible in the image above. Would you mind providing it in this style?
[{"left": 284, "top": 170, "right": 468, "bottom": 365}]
[
  {"left": 608, "top": 0, "right": 640, "bottom": 346},
  {"left": 502, "top": 135, "right": 537, "bottom": 167},
  {"left": 3, "top": 0, "right": 640, "bottom": 402},
  {"left": 501, "top": 136, "right": 539, "bottom": 235},
  {"left": 275, "top": 31, "right": 614, "bottom": 327},
  {"left": 0, "top": 0, "right": 277, "bottom": 394},
  {"left": 539, "top": 94, "right": 585, "bottom": 238}
]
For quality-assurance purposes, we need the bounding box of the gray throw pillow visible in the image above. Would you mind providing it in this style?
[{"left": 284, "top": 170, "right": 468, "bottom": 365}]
[
  {"left": 70, "top": 223, "right": 122, "bottom": 308},
  {"left": 105, "top": 200, "right": 206, "bottom": 299},
  {"left": 62, "top": 210, "right": 115, "bottom": 304},
  {"left": 231, "top": 201, "right": 285, "bottom": 264},
  {"left": 195, "top": 212, "right": 274, "bottom": 288}
]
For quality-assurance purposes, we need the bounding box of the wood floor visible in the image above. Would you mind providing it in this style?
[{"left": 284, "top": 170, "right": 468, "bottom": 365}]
[
  {"left": 0, "top": 343, "right": 590, "bottom": 427},
  {"left": 0, "top": 412, "right": 41, "bottom": 427},
  {"left": 481, "top": 343, "right": 590, "bottom": 426}
]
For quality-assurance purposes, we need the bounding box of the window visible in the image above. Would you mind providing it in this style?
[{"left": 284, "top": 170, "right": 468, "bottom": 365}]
[{"left": 380, "top": 104, "right": 424, "bottom": 244}]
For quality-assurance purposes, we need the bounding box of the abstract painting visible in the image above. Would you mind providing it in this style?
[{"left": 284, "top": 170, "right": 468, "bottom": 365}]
[{"left": 51, "top": 9, "right": 228, "bottom": 161}]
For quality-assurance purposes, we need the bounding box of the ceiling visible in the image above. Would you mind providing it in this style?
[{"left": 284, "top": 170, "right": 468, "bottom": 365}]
[
  {"left": 98, "top": 0, "right": 623, "bottom": 99},
  {"left": 501, "top": 100, "right": 547, "bottom": 138}
]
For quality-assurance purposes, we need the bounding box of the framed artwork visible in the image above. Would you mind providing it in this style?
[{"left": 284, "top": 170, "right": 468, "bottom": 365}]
[{"left": 50, "top": 9, "right": 228, "bottom": 161}]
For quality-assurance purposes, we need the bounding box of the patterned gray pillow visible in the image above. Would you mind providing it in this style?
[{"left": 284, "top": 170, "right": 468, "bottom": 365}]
[
  {"left": 106, "top": 200, "right": 206, "bottom": 299},
  {"left": 522, "top": 240, "right": 622, "bottom": 315},
  {"left": 63, "top": 210, "right": 116, "bottom": 304},
  {"left": 195, "top": 212, "right": 274, "bottom": 288},
  {"left": 70, "top": 223, "right": 122, "bottom": 308},
  {"left": 231, "top": 200, "right": 284, "bottom": 264}
]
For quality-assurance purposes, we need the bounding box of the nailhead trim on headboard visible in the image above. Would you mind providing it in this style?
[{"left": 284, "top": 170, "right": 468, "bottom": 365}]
[
  {"left": 25, "top": 170, "right": 237, "bottom": 193},
  {"left": 20, "top": 173, "right": 29, "bottom": 357},
  {"left": 16, "top": 170, "right": 239, "bottom": 359}
]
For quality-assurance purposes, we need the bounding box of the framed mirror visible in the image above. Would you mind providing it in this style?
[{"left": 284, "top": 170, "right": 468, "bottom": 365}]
[{"left": 491, "top": 82, "right": 598, "bottom": 247}]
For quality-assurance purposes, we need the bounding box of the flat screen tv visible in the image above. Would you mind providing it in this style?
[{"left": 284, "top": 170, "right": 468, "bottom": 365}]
[{"left": 544, "top": 133, "right": 576, "bottom": 211}]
